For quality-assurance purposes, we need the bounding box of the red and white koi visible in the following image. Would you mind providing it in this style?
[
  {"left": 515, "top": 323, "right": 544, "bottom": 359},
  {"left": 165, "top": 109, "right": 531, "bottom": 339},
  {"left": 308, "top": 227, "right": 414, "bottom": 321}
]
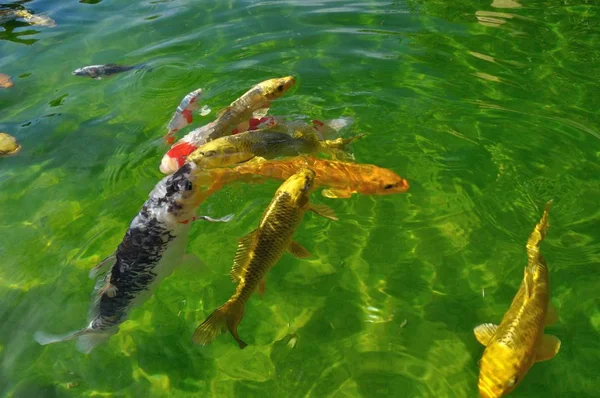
[{"left": 165, "top": 88, "right": 205, "bottom": 143}]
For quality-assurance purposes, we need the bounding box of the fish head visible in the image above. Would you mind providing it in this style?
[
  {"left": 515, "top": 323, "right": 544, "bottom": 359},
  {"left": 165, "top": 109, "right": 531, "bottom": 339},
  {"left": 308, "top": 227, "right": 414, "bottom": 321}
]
[
  {"left": 160, "top": 142, "right": 199, "bottom": 175},
  {"left": 277, "top": 168, "right": 316, "bottom": 208},
  {"left": 187, "top": 139, "right": 253, "bottom": 169},
  {"left": 72, "top": 67, "right": 90, "bottom": 77},
  {"left": 369, "top": 168, "right": 410, "bottom": 195},
  {"left": 27, "top": 14, "right": 56, "bottom": 27},
  {"left": 259, "top": 76, "right": 296, "bottom": 100},
  {"left": 478, "top": 343, "right": 530, "bottom": 398},
  {"left": 156, "top": 163, "right": 209, "bottom": 219}
]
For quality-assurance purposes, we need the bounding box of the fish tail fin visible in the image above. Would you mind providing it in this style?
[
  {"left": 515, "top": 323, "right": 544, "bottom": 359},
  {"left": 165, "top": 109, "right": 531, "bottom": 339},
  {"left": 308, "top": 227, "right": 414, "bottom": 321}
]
[
  {"left": 34, "top": 327, "right": 113, "bottom": 354},
  {"left": 525, "top": 200, "right": 552, "bottom": 282},
  {"left": 192, "top": 301, "right": 247, "bottom": 349},
  {"left": 526, "top": 200, "right": 552, "bottom": 257},
  {"left": 76, "top": 331, "right": 113, "bottom": 354},
  {"left": 34, "top": 327, "right": 91, "bottom": 346}
]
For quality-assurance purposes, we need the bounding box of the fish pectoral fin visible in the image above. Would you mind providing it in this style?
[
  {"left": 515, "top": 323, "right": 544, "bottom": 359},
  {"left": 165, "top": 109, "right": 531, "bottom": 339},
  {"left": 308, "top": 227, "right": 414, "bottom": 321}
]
[
  {"left": 89, "top": 253, "right": 116, "bottom": 279},
  {"left": 536, "top": 334, "right": 561, "bottom": 362},
  {"left": 288, "top": 241, "right": 311, "bottom": 258},
  {"left": 181, "top": 253, "right": 206, "bottom": 269},
  {"left": 321, "top": 188, "right": 353, "bottom": 199},
  {"left": 216, "top": 106, "right": 230, "bottom": 119},
  {"left": 230, "top": 229, "right": 258, "bottom": 282},
  {"left": 256, "top": 278, "right": 266, "bottom": 298},
  {"left": 310, "top": 203, "right": 339, "bottom": 221},
  {"left": 252, "top": 106, "right": 270, "bottom": 119},
  {"left": 545, "top": 302, "right": 559, "bottom": 326},
  {"left": 473, "top": 323, "right": 498, "bottom": 346}
]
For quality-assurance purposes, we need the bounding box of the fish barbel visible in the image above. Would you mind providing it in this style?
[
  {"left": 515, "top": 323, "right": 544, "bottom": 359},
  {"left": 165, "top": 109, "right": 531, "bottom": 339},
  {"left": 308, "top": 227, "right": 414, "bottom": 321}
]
[
  {"left": 34, "top": 163, "right": 233, "bottom": 353},
  {"left": 474, "top": 201, "right": 560, "bottom": 398},
  {"left": 192, "top": 168, "right": 337, "bottom": 348},
  {"left": 187, "top": 127, "right": 363, "bottom": 169},
  {"left": 208, "top": 156, "right": 410, "bottom": 198}
]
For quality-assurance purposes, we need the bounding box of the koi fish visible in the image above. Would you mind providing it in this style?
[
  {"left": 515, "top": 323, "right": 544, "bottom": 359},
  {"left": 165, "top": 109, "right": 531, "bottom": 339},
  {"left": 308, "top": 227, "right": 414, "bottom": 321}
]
[
  {"left": 159, "top": 116, "right": 352, "bottom": 175},
  {"left": 192, "top": 168, "right": 337, "bottom": 348},
  {"left": 210, "top": 76, "right": 295, "bottom": 141},
  {"left": 34, "top": 163, "right": 233, "bottom": 353},
  {"left": 72, "top": 64, "right": 141, "bottom": 79},
  {"left": 187, "top": 127, "right": 363, "bottom": 169},
  {"left": 0, "top": 73, "right": 13, "bottom": 88},
  {"left": 159, "top": 117, "right": 278, "bottom": 175},
  {"left": 220, "top": 156, "right": 410, "bottom": 198},
  {"left": 0, "top": 9, "right": 56, "bottom": 27},
  {"left": 0, "top": 132, "right": 21, "bottom": 156},
  {"left": 474, "top": 201, "right": 560, "bottom": 398},
  {"left": 165, "top": 88, "right": 205, "bottom": 144}
]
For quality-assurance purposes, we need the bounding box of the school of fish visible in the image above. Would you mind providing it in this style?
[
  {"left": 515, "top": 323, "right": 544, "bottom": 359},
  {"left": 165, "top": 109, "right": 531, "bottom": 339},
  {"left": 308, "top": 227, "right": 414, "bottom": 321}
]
[{"left": 26, "top": 73, "right": 561, "bottom": 396}]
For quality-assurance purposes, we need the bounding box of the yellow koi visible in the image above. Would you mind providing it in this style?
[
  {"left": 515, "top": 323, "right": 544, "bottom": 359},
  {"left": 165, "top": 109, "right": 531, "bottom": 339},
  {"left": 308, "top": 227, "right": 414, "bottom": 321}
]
[
  {"left": 474, "top": 201, "right": 560, "bottom": 398},
  {"left": 210, "top": 77, "right": 295, "bottom": 140},
  {"left": 187, "top": 127, "right": 362, "bottom": 169},
  {"left": 192, "top": 168, "right": 337, "bottom": 348}
]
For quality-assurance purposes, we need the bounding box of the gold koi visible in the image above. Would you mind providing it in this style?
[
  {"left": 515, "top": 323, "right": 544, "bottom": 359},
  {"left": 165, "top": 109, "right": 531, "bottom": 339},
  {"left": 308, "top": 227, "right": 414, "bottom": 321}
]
[
  {"left": 474, "top": 201, "right": 560, "bottom": 398},
  {"left": 192, "top": 168, "right": 336, "bottom": 348}
]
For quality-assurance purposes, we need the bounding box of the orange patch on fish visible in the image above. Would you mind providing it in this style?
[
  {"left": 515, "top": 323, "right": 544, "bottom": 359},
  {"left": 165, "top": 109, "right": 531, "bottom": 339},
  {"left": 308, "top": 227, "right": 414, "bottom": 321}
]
[{"left": 0, "top": 73, "right": 13, "bottom": 88}]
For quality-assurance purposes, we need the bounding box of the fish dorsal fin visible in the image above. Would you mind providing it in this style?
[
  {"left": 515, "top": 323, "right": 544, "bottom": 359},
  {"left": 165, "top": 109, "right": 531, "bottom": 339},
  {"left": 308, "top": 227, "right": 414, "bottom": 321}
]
[
  {"left": 252, "top": 106, "right": 270, "bottom": 119},
  {"left": 322, "top": 188, "right": 353, "bottom": 199},
  {"left": 294, "top": 125, "right": 319, "bottom": 141},
  {"left": 474, "top": 323, "right": 498, "bottom": 346},
  {"left": 216, "top": 106, "right": 231, "bottom": 119},
  {"left": 535, "top": 334, "right": 561, "bottom": 362},
  {"left": 231, "top": 229, "right": 258, "bottom": 282},
  {"left": 310, "top": 203, "right": 339, "bottom": 221},
  {"left": 89, "top": 253, "right": 116, "bottom": 279},
  {"left": 288, "top": 241, "right": 311, "bottom": 258}
]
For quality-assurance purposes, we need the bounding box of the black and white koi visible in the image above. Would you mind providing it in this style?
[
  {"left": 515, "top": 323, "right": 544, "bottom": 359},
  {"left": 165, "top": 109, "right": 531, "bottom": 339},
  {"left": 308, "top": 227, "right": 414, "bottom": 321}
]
[{"left": 34, "top": 163, "right": 232, "bottom": 353}]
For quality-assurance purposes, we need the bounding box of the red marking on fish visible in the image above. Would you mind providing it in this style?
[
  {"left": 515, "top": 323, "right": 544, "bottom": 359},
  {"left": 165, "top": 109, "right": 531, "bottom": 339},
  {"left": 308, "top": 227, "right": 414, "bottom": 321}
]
[
  {"left": 312, "top": 119, "right": 324, "bottom": 127},
  {"left": 165, "top": 135, "right": 175, "bottom": 145},
  {"left": 182, "top": 109, "right": 193, "bottom": 123},
  {"left": 166, "top": 142, "right": 198, "bottom": 167}
]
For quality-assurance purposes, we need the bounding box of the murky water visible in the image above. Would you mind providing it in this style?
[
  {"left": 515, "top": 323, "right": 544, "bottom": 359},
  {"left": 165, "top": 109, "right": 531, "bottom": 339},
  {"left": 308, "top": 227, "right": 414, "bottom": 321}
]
[{"left": 1, "top": 0, "right": 599, "bottom": 397}]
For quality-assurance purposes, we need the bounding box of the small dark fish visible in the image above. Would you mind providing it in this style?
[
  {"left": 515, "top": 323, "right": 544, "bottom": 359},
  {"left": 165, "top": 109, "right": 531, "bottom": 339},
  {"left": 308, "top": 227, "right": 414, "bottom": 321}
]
[{"left": 71, "top": 64, "right": 142, "bottom": 79}]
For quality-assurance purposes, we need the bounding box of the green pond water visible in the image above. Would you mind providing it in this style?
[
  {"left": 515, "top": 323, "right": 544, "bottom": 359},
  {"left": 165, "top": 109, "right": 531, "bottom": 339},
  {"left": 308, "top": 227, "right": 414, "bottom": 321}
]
[{"left": 1, "top": 0, "right": 599, "bottom": 397}]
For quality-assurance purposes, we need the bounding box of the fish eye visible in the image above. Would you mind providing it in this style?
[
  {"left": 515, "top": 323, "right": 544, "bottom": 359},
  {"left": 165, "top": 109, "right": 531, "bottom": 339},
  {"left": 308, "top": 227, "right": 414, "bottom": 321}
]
[
  {"left": 384, "top": 184, "right": 395, "bottom": 190},
  {"left": 181, "top": 181, "right": 193, "bottom": 191},
  {"left": 277, "top": 84, "right": 284, "bottom": 92}
]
